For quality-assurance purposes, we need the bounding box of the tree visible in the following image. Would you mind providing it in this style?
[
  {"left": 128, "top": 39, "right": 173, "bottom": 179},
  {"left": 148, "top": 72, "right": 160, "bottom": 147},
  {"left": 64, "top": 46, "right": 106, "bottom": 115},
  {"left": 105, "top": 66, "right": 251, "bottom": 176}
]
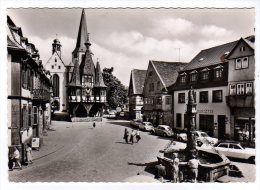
[{"left": 103, "top": 67, "right": 128, "bottom": 109}]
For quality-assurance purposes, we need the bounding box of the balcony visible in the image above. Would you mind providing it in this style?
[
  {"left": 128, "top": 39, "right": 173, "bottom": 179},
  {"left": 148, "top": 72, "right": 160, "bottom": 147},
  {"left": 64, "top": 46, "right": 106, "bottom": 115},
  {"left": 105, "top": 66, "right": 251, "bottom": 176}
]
[
  {"left": 226, "top": 95, "right": 254, "bottom": 108},
  {"left": 31, "top": 89, "right": 50, "bottom": 102}
]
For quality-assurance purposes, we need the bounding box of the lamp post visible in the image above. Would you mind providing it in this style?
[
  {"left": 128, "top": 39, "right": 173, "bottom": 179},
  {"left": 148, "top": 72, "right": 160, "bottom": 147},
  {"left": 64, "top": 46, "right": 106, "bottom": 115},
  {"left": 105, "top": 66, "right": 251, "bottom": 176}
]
[{"left": 185, "top": 87, "right": 197, "bottom": 160}]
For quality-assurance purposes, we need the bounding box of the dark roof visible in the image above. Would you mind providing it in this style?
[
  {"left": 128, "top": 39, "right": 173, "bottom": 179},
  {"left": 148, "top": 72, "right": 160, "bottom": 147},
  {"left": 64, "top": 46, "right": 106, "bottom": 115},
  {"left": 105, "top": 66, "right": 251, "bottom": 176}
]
[
  {"left": 68, "top": 59, "right": 81, "bottom": 88},
  {"left": 131, "top": 69, "right": 146, "bottom": 94},
  {"left": 73, "top": 9, "right": 88, "bottom": 53},
  {"left": 183, "top": 40, "right": 238, "bottom": 71},
  {"left": 80, "top": 49, "right": 96, "bottom": 77},
  {"left": 151, "top": 60, "right": 187, "bottom": 88},
  {"left": 94, "top": 61, "right": 106, "bottom": 88}
]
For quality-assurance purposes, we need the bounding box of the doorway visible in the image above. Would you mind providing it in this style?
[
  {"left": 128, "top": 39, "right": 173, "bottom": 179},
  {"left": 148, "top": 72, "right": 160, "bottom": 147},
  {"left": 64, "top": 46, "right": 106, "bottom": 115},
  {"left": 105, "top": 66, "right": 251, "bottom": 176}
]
[{"left": 218, "top": 115, "right": 226, "bottom": 140}]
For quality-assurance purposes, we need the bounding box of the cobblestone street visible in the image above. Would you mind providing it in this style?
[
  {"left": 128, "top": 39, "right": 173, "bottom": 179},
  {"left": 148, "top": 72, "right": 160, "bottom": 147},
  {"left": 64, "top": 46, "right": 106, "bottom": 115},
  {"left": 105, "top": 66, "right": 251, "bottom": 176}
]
[{"left": 9, "top": 119, "right": 171, "bottom": 182}]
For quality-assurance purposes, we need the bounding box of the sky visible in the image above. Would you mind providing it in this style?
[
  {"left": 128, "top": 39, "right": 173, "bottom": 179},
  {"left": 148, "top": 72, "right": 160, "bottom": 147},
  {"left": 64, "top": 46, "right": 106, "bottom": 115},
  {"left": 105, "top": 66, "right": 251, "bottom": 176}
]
[{"left": 7, "top": 8, "right": 255, "bottom": 86}]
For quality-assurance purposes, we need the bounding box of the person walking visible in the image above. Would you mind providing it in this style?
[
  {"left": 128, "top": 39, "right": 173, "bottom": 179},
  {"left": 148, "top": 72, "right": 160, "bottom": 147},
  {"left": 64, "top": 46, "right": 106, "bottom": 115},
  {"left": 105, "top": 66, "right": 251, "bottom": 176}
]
[
  {"left": 8, "top": 149, "right": 14, "bottom": 171},
  {"left": 129, "top": 130, "right": 136, "bottom": 145},
  {"left": 171, "top": 153, "right": 180, "bottom": 183},
  {"left": 12, "top": 147, "right": 22, "bottom": 169},
  {"left": 26, "top": 144, "right": 33, "bottom": 164},
  {"left": 136, "top": 129, "right": 141, "bottom": 143},
  {"left": 93, "top": 122, "right": 96, "bottom": 128},
  {"left": 187, "top": 155, "right": 200, "bottom": 183},
  {"left": 123, "top": 128, "right": 129, "bottom": 143}
]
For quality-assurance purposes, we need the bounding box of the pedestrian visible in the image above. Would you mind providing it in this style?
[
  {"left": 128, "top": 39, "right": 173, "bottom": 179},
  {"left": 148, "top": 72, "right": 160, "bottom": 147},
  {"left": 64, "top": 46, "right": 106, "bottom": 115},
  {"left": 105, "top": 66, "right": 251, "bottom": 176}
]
[
  {"left": 93, "top": 122, "right": 96, "bottom": 128},
  {"left": 136, "top": 129, "right": 141, "bottom": 143},
  {"left": 123, "top": 128, "right": 129, "bottom": 143},
  {"left": 129, "top": 130, "right": 136, "bottom": 145},
  {"left": 8, "top": 149, "right": 14, "bottom": 171},
  {"left": 187, "top": 154, "right": 200, "bottom": 183},
  {"left": 12, "top": 147, "right": 22, "bottom": 170},
  {"left": 26, "top": 144, "right": 33, "bottom": 164},
  {"left": 171, "top": 153, "right": 180, "bottom": 183},
  {"left": 155, "top": 163, "right": 166, "bottom": 182}
]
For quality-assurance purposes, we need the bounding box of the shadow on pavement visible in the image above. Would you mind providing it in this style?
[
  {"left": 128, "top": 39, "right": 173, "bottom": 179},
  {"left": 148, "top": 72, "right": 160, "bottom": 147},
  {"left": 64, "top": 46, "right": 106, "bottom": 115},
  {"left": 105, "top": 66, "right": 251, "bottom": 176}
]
[
  {"left": 128, "top": 161, "right": 159, "bottom": 176},
  {"left": 115, "top": 141, "right": 129, "bottom": 144},
  {"left": 107, "top": 121, "right": 131, "bottom": 128}
]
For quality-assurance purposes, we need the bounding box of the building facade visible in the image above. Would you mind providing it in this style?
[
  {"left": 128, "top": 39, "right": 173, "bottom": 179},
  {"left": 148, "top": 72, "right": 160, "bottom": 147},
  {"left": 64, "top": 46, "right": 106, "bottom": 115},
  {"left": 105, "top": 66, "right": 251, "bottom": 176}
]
[
  {"left": 143, "top": 60, "right": 186, "bottom": 127},
  {"left": 226, "top": 36, "right": 255, "bottom": 143},
  {"left": 7, "top": 16, "right": 52, "bottom": 162},
  {"left": 44, "top": 38, "right": 67, "bottom": 112},
  {"left": 66, "top": 9, "right": 106, "bottom": 119},
  {"left": 170, "top": 41, "right": 238, "bottom": 139},
  {"left": 128, "top": 69, "right": 146, "bottom": 120}
]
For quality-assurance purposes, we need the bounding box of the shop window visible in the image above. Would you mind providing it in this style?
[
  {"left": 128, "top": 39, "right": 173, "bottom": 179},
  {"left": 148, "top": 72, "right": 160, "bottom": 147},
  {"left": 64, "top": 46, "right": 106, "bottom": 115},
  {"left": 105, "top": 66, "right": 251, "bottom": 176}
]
[
  {"left": 199, "top": 114, "right": 214, "bottom": 136},
  {"left": 229, "top": 84, "right": 236, "bottom": 95},
  {"left": 178, "top": 93, "right": 185, "bottom": 103},
  {"left": 213, "top": 90, "right": 223, "bottom": 102},
  {"left": 237, "top": 83, "right": 244, "bottom": 95},
  {"left": 236, "top": 57, "right": 249, "bottom": 69},
  {"left": 176, "top": 113, "right": 182, "bottom": 128},
  {"left": 246, "top": 83, "right": 253, "bottom": 95},
  {"left": 199, "top": 91, "right": 208, "bottom": 103}
]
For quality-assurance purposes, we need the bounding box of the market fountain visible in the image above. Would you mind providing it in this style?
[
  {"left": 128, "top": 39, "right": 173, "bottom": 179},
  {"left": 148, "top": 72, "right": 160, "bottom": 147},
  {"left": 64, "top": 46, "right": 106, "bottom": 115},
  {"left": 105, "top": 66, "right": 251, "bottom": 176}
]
[{"left": 157, "top": 88, "right": 231, "bottom": 182}]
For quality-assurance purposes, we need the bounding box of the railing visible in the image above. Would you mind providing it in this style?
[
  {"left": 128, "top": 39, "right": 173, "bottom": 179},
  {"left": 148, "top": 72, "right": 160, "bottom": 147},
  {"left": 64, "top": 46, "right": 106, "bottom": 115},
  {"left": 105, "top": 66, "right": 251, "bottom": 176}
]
[
  {"left": 31, "top": 89, "right": 50, "bottom": 102},
  {"left": 226, "top": 95, "right": 254, "bottom": 108}
]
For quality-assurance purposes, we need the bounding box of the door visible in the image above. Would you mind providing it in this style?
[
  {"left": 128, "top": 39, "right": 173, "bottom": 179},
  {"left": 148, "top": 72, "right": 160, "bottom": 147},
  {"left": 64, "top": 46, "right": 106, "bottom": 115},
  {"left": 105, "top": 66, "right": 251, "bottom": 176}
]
[
  {"left": 218, "top": 115, "right": 226, "bottom": 140},
  {"left": 228, "top": 143, "right": 244, "bottom": 159}
]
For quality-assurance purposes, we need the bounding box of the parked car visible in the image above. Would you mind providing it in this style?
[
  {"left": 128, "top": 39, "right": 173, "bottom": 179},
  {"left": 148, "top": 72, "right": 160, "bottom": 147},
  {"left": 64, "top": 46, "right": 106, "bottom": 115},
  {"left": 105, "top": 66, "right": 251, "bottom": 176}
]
[
  {"left": 200, "top": 140, "right": 255, "bottom": 163},
  {"left": 150, "top": 125, "right": 174, "bottom": 137},
  {"left": 139, "top": 122, "right": 154, "bottom": 132},
  {"left": 176, "top": 130, "right": 218, "bottom": 146},
  {"left": 130, "top": 119, "right": 142, "bottom": 128}
]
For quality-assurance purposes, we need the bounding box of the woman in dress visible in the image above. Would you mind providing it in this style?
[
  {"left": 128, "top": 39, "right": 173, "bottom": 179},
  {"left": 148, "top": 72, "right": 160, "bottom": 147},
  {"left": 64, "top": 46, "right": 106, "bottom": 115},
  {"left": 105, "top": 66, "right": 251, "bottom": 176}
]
[{"left": 26, "top": 144, "right": 33, "bottom": 164}]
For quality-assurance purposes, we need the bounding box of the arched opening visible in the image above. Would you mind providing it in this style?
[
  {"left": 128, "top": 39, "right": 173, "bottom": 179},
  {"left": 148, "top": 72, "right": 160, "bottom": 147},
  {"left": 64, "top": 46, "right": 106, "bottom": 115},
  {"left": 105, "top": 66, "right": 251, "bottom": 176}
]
[
  {"left": 53, "top": 74, "right": 60, "bottom": 97},
  {"left": 75, "top": 104, "right": 88, "bottom": 117}
]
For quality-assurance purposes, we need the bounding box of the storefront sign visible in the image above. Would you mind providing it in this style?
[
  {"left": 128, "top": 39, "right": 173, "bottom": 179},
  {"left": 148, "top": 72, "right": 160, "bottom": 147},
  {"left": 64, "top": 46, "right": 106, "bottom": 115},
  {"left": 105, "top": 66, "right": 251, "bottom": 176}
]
[
  {"left": 32, "top": 137, "right": 40, "bottom": 148},
  {"left": 197, "top": 109, "right": 213, "bottom": 114}
]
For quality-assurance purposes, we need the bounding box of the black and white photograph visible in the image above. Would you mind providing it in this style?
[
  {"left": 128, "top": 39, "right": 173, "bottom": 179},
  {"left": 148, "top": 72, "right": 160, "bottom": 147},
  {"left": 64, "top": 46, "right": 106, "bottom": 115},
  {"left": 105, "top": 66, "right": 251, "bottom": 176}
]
[{"left": 0, "top": 0, "right": 259, "bottom": 189}]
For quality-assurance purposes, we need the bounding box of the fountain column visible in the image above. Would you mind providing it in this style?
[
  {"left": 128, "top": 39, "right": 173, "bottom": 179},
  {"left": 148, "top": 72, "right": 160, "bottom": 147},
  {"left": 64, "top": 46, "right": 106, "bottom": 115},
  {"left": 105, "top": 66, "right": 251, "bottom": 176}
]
[{"left": 185, "top": 87, "right": 197, "bottom": 160}]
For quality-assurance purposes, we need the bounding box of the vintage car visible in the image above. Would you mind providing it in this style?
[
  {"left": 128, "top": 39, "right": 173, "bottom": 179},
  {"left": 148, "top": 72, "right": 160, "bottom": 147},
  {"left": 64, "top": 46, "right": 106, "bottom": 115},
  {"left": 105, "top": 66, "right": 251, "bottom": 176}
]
[
  {"left": 130, "top": 119, "right": 142, "bottom": 128},
  {"left": 150, "top": 125, "right": 174, "bottom": 137},
  {"left": 201, "top": 140, "right": 255, "bottom": 163},
  {"left": 176, "top": 130, "right": 218, "bottom": 146},
  {"left": 139, "top": 122, "right": 154, "bottom": 132}
]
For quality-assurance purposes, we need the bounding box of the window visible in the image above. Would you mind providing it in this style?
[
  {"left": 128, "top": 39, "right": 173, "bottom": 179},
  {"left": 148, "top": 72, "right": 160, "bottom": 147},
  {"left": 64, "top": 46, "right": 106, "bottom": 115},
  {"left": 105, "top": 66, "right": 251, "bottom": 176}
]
[
  {"left": 246, "top": 83, "right": 253, "bottom": 95},
  {"left": 33, "top": 106, "right": 38, "bottom": 125},
  {"left": 214, "top": 66, "right": 223, "bottom": 79},
  {"left": 199, "top": 91, "right": 208, "bottom": 103},
  {"left": 55, "top": 58, "right": 57, "bottom": 62},
  {"left": 236, "top": 57, "right": 249, "bottom": 69},
  {"left": 58, "top": 66, "right": 61, "bottom": 69},
  {"left": 201, "top": 71, "right": 209, "bottom": 81},
  {"left": 190, "top": 71, "right": 198, "bottom": 83},
  {"left": 218, "top": 143, "right": 229, "bottom": 148},
  {"left": 213, "top": 90, "right": 223, "bottom": 102},
  {"left": 28, "top": 105, "right": 32, "bottom": 127},
  {"left": 179, "top": 72, "right": 187, "bottom": 85},
  {"left": 149, "top": 83, "right": 154, "bottom": 92},
  {"left": 53, "top": 74, "right": 60, "bottom": 97},
  {"left": 176, "top": 113, "right": 182, "bottom": 128},
  {"left": 237, "top": 83, "right": 244, "bottom": 95},
  {"left": 52, "top": 65, "right": 54, "bottom": 69},
  {"left": 178, "top": 93, "right": 185, "bottom": 103},
  {"left": 229, "top": 84, "right": 236, "bottom": 95},
  {"left": 157, "top": 81, "right": 160, "bottom": 90},
  {"left": 229, "top": 144, "right": 242, "bottom": 149},
  {"left": 144, "top": 98, "right": 148, "bottom": 104},
  {"left": 239, "top": 46, "right": 245, "bottom": 52},
  {"left": 166, "top": 96, "right": 171, "bottom": 105},
  {"left": 156, "top": 96, "right": 162, "bottom": 105},
  {"left": 148, "top": 71, "right": 153, "bottom": 76}
]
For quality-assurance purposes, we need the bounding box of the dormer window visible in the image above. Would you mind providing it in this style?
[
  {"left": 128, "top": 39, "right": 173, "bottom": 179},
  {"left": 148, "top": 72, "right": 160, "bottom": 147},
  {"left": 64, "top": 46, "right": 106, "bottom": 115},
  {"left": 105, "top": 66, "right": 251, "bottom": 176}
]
[
  {"left": 189, "top": 70, "right": 198, "bottom": 83},
  {"left": 214, "top": 65, "right": 223, "bottom": 79},
  {"left": 179, "top": 72, "right": 187, "bottom": 85},
  {"left": 201, "top": 68, "right": 210, "bottom": 81}
]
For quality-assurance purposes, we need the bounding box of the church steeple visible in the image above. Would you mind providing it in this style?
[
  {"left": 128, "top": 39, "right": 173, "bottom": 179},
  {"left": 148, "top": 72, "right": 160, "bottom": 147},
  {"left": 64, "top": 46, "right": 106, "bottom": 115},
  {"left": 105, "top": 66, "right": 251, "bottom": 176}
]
[
  {"left": 52, "top": 34, "right": 62, "bottom": 57},
  {"left": 73, "top": 9, "right": 88, "bottom": 56}
]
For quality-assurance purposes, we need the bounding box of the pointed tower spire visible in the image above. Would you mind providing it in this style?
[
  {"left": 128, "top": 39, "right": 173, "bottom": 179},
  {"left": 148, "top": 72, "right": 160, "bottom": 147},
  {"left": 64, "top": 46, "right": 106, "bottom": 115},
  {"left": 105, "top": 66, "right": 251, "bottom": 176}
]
[
  {"left": 95, "top": 59, "right": 106, "bottom": 87},
  {"left": 68, "top": 58, "right": 81, "bottom": 88},
  {"left": 73, "top": 9, "right": 88, "bottom": 53}
]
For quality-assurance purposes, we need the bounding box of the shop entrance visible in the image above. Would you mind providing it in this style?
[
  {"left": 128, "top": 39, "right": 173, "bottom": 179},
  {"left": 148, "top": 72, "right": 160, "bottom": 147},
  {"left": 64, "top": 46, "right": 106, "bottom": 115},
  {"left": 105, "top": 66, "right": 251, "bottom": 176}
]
[
  {"left": 218, "top": 115, "right": 226, "bottom": 140},
  {"left": 199, "top": 114, "right": 214, "bottom": 137}
]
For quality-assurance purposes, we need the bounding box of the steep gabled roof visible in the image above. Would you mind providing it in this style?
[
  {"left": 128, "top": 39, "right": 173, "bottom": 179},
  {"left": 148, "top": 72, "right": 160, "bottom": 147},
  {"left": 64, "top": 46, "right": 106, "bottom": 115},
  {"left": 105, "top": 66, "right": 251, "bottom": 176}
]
[
  {"left": 151, "top": 60, "right": 187, "bottom": 89},
  {"left": 44, "top": 51, "right": 66, "bottom": 67},
  {"left": 183, "top": 40, "right": 238, "bottom": 71},
  {"left": 80, "top": 49, "right": 96, "bottom": 77},
  {"left": 94, "top": 61, "right": 106, "bottom": 88},
  {"left": 130, "top": 69, "right": 146, "bottom": 95},
  {"left": 73, "top": 9, "right": 88, "bottom": 53},
  {"left": 68, "top": 59, "right": 81, "bottom": 88}
]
